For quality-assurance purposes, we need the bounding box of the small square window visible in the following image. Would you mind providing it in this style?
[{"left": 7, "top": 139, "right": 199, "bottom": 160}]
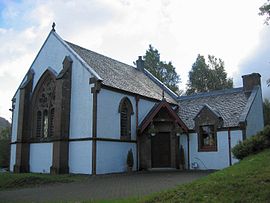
[{"left": 198, "top": 125, "right": 217, "bottom": 151}]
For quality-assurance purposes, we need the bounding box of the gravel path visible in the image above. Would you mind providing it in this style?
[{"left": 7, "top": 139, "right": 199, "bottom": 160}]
[{"left": 0, "top": 170, "right": 212, "bottom": 202}]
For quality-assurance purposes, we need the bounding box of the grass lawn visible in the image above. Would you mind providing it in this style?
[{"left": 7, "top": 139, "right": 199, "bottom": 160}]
[
  {"left": 0, "top": 172, "right": 87, "bottom": 191},
  {"left": 96, "top": 148, "right": 270, "bottom": 203}
]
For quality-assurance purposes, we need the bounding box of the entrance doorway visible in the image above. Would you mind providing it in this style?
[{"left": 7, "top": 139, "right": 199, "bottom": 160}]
[{"left": 151, "top": 132, "right": 171, "bottom": 168}]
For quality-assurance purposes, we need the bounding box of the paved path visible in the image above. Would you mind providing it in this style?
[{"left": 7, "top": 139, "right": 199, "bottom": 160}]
[{"left": 0, "top": 170, "right": 212, "bottom": 202}]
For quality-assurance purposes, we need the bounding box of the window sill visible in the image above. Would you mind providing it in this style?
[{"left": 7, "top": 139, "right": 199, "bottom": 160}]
[{"left": 198, "top": 146, "right": 217, "bottom": 152}]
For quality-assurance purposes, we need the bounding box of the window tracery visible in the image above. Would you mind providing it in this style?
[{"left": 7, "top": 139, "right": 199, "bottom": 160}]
[
  {"left": 33, "top": 75, "right": 56, "bottom": 138},
  {"left": 119, "top": 97, "right": 133, "bottom": 140}
]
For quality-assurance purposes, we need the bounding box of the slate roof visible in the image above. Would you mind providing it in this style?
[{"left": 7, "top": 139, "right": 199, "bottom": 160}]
[
  {"left": 178, "top": 88, "right": 252, "bottom": 129},
  {"left": 66, "top": 41, "right": 177, "bottom": 104}
]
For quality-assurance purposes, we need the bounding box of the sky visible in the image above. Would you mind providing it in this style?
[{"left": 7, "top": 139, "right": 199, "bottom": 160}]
[{"left": 0, "top": 0, "right": 269, "bottom": 121}]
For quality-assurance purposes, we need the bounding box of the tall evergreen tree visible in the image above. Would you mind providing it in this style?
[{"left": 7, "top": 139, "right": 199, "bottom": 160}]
[
  {"left": 263, "top": 99, "right": 270, "bottom": 126},
  {"left": 143, "top": 45, "right": 180, "bottom": 94},
  {"left": 259, "top": 0, "right": 270, "bottom": 25},
  {"left": 207, "top": 55, "right": 233, "bottom": 90},
  {"left": 186, "top": 54, "right": 233, "bottom": 95},
  {"left": 259, "top": 1, "right": 270, "bottom": 88}
]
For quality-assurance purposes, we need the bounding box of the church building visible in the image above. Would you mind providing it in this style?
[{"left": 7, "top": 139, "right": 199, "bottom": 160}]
[{"left": 9, "top": 27, "right": 264, "bottom": 174}]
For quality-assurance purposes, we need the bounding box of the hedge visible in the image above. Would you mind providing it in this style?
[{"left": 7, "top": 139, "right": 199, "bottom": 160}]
[{"left": 232, "top": 125, "right": 270, "bottom": 160}]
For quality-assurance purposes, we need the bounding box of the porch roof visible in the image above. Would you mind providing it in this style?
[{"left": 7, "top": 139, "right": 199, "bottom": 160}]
[{"left": 138, "top": 100, "right": 188, "bottom": 134}]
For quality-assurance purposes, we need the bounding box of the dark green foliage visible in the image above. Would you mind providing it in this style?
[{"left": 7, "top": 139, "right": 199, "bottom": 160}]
[
  {"left": 186, "top": 54, "right": 233, "bottom": 95},
  {"left": 232, "top": 125, "right": 270, "bottom": 160},
  {"left": 126, "top": 149, "right": 134, "bottom": 167},
  {"left": 264, "top": 99, "right": 270, "bottom": 126},
  {"left": 143, "top": 45, "right": 180, "bottom": 94},
  {"left": 259, "top": 0, "right": 270, "bottom": 25},
  {"left": 0, "top": 127, "right": 11, "bottom": 168},
  {"left": 186, "top": 55, "right": 209, "bottom": 95}
]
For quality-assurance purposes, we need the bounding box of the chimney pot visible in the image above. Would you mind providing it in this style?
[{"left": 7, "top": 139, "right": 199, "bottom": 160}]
[
  {"left": 242, "top": 73, "right": 261, "bottom": 92},
  {"left": 136, "top": 56, "right": 144, "bottom": 71}
]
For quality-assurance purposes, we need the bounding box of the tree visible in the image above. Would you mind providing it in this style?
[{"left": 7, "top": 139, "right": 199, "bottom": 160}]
[
  {"left": 186, "top": 55, "right": 209, "bottom": 95},
  {"left": 143, "top": 45, "right": 181, "bottom": 94},
  {"left": 186, "top": 54, "right": 233, "bottom": 95},
  {"left": 259, "top": 2, "right": 270, "bottom": 87},
  {"left": 263, "top": 98, "right": 270, "bottom": 126},
  {"left": 207, "top": 55, "right": 233, "bottom": 90},
  {"left": 0, "top": 127, "right": 10, "bottom": 168},
  {"left": 259, "top": 0, "right": 270, "bottom": 25}
]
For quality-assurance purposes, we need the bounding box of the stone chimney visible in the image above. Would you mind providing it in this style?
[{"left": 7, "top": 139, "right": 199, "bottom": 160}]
[
  {"left": 242, "top": 73, "right": 261, "bottom": 92},
  {"left": 136, "top": 56, "right": 144, "bottom": 71}
]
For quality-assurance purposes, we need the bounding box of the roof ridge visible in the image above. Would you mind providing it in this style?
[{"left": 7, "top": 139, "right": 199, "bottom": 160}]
[
  {"left": 143, "top": 69, "right": 178, "bottom": 101},
  {"left": 178, "top": 87, "right": 243, "bottom": 101}
]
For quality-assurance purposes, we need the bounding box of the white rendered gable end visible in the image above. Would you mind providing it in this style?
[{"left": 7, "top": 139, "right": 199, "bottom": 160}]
[
  {"left": 12, "top": 30, "right": 103, "bottom": 100},
  {"left": 52, "top": 31, "right": 102, "bottom": 81},
  {"left": 239, "top": 86, "right": 259, "bottom": 126}
]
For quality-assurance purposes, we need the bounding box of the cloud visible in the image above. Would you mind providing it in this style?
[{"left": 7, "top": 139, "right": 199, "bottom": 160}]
[
  {"left": 0, "top": 0, "right": 117, "bottom": 119},
  {"left": 0, "top": 72, "right": 18, "bottom": 122},
  {"left": 238, "top": 27, "right": 270, "bottom": 99},
  {"left": 0, "top": 0, "right": 268, "bottom": 120}
]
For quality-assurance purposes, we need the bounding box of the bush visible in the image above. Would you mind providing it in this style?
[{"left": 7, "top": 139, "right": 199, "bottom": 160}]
[
  {"left": 126, "top": 149, "right": 134, "bottom": 168},
  {"left": 232, "top": 125, "right": 270, "bottom": 160}
]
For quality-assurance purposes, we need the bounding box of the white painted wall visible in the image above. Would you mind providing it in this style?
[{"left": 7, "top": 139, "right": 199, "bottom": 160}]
[
  {"left": 31, "top": 34, "right": 71, "bottom": 88},
  {"left": 189, "top": 131, "right": 232, "bottom": 170},
  {"left": 25, "top": 32, "right": 93, "bottom": 139},
  {"left": 11, "top": 32, "right": 95, "bottom": 173},
  {"left": 9, "top": 144, "right": 16, "bottom": 172},
  {"left": 96, "top": 141, "right": 137, "bottom": 174},
  {"left": 97, "top": 89, "right": 136, "bottom": 139},
  {"left": 29, "top": 143, "right": 52, "bottom": 173},
  {"left": 11, "top": 91, "right": 20, "bottom": 142},
  {"left": 69, "top": 62, "right": 93, "bottom": 139},
  {"left": 246, "top": 88, "right": 264, "bottom": 138},
  {"left": 138, "top": 99, "right": 156, "bottom": 124},
  {"left": 97, "top": 88, "right": 156, "bottom": 140},
  {"left": 95, "top": 88, "right": 155, "bottom": 174},
  {"left": 230, "top": 130, "right": 243, "bottom": 164},
  {"left": 69, "top": 141, "right": 92, "bottom": 174},
  {"left": 180, "top": 130, "right": 243, "bottom": 170},
  {"left": 12, "top": 31, "right": 94, "bottom": 138}
]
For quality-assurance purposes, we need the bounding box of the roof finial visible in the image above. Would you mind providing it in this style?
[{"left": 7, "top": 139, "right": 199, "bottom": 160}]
[
  {"left": 52, "top": 22, "right": 56, "bottom": 32},
  {"left": 162, "top": 90, "right": 165, "bottom": 100}
]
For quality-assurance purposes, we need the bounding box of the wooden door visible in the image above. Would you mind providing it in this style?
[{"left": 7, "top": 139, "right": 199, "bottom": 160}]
[{"left": 151, "top": 132, "right": 171, "bottom": 168}]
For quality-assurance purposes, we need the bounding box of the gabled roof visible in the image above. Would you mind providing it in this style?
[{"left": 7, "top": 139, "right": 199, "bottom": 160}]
[
  {"left": 66, "top": 41, "right": 177, "bottom": 104},
  {"left": 178, "top": 87, "right": 257, "bottom": 129},
  {"left": 194, "top": 104, "right": 222, "bottom": 120},
  {"left": 14, "top": 30, "right": 177, "bottom": 105},
  {"left": 139, "top": 100, "right": 188, "bottom": 133}
]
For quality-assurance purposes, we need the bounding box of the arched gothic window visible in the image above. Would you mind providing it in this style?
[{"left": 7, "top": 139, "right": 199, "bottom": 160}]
[
  {"left": 32, "top": 71, "right": 56, "bottom": 139},
  {"left": 119, "top": 97, "right": 133, "bottom": 140}
]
